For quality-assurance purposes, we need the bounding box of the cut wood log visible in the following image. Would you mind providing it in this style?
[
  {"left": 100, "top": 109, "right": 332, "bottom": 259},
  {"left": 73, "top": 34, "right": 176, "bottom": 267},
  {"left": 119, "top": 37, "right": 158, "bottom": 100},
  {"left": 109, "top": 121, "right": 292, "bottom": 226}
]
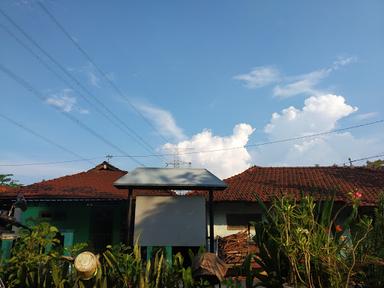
[
  {"left": 217, "top": 230, "right": 259, "bottom": 268},
  {"left": 74, "top": 251, "right": 99, "bottom": 280}
]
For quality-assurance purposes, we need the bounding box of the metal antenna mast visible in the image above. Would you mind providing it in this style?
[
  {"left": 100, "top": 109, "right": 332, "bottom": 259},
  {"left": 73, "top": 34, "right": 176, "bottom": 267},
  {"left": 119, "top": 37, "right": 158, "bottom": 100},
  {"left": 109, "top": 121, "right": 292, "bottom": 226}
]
[{"left": 165, "top": 147, "right": 192, "bottom": 168}]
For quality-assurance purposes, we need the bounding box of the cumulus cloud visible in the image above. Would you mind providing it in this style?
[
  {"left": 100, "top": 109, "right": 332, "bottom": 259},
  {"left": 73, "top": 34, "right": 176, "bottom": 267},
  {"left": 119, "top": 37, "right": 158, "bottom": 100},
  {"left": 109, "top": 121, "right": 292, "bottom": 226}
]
[
  {"left": 250, "top": 94, "right": 382, "bottom": 167},
  {"left": 162, "top": 124, "right": 255, "bottom": 179},
  {"left": 233, "top": 66, "right": 280, "bottom": 88},
  {"left": 253, "top": 131, "right": 381, "bottom": 167},
  {"left": 46, "top": 89, "right": 89, "bottom": 114},
  {"left": 136, "top": 103, "right": 186, "bottom": 141},
  {"left": 265, "top": 94, "right": 358, "bottom": 138}
]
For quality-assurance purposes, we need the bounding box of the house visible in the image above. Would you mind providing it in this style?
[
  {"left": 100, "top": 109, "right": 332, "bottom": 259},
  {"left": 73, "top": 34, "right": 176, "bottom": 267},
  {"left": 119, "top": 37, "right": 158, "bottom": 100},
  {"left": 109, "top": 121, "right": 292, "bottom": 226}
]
[
  {"left": 0, "top": 161, "right": 174, "bottom": 252},
  {"left": 189, "top": 166, "right": 384, "bottom": 238},
  {"left": 1, "top": 163, "right": 384, "bottom": 260}
]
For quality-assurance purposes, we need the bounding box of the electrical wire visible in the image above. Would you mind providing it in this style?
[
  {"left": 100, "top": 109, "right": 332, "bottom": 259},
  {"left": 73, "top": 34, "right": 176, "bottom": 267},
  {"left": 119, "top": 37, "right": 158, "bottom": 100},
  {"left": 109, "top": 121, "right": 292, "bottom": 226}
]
[
  {"left": 2, "top": 152, "right": 384, "bottom": 168},
  {"left": 110, "top": 120, "right": 384, "bottom": 157},
  {"left": 37, "top": 1, "right": 172, "bottom": 144},
  {"left": 344, "top": 153, "right": 384, "bottom": 165},
  {"left": 0, "top": 63, "right": 145, "bottom": 166},
  {"left": 0, "top": 158, "right": 104, "bottom": 167},
  {"left": 2, "top": 119, "right": 381, "bottom": 168},
  {"left": 0, "top": 112, "right": 95, "bottom": 165},
  {"left": 0, "top": 7, "right": 167, "bottom": 164}
]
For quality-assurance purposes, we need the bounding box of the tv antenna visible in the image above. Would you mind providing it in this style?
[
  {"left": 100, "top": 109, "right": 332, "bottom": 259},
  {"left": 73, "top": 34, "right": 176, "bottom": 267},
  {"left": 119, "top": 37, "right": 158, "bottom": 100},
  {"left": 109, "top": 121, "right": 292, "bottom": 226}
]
[{"left": 165, "top": 147, "right": 192, "bottom": 168}]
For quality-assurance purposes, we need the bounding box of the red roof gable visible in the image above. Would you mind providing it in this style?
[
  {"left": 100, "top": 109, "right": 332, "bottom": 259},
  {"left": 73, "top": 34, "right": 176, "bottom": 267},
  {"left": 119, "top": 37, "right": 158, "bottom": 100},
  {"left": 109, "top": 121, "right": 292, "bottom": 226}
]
[
  {"left": 0, "top": 185, "right": 16, "bottom": 193},
  {"left": 0, "top": 162, "right": 174, "bottom": 200},
  {"left": 190, "top": 166, "right": 384, "bottom": 205}
]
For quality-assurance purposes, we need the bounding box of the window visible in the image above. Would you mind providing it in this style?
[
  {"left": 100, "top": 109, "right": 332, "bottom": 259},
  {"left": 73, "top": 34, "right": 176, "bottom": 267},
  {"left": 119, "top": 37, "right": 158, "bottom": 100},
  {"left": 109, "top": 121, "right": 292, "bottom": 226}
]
[
  {"left": 226, "top": 214, "right": 261, "bottom": 230},
  {"left": 39, "top": 210, "right": 66, "bottom": 221}
]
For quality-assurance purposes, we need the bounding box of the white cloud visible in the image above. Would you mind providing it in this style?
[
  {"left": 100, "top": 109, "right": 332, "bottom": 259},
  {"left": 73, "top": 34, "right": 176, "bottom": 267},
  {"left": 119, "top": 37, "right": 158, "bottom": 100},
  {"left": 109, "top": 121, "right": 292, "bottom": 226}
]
[
  {"left": 162, "top": 124, "right": 255, "bottom": 179},
  {"left": 273, "top": 56, "right": 356, "bottom": 98},
  {"left": 265, "top": 94, "right": 358, "bottom": 138},
  {"left": 250, "top": 94, "right": 383, "bottom": 166},
  {"left": 235, "top": 57, "right": 356, "bottom": 98},
  {"left": 136, "top": 103, "right": 186, "bottom": 141},
  {"left": 46, "top": 90, "right": 76, "bottom": 112},
  {"left": 83, "top": 63, "right": 100, "bottom": 88},
  {"left": 46, "top": 89, "right": 89, "bottom": 114},
  {"left": 273, "top": 69, "right": 329, "bottom": 98},
  {"left": 331, "top": 56, "right": 357, "bottom": 70},
  {"left": 88, "top": 70, "right": 100, "bottom": 87},
  {"left": 354, "top": 112, "right": 379, "bottom": 121},
  {"left": 253, "top": 131, "right": 381, "bottom": 167},
  {"left": 233, "top": 66, "right": 280, "bottom": 88},
  {"left": 68, "top": 63, "right": 102, "bottom": 88}
]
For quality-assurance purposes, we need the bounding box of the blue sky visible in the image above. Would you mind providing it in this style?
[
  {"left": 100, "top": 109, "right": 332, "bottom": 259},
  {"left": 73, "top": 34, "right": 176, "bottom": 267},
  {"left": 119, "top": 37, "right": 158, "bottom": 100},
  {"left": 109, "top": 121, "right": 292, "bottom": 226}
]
[{"left": 0, "top": 0, "right": 383, "bottom": 184}]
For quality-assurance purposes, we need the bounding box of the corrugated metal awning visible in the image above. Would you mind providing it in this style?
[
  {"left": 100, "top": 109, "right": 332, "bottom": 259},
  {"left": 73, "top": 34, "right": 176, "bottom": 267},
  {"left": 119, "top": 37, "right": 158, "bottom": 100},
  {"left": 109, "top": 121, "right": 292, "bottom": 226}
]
[{"left": 113, "top": 167, "right": 227, "bottom": 190}]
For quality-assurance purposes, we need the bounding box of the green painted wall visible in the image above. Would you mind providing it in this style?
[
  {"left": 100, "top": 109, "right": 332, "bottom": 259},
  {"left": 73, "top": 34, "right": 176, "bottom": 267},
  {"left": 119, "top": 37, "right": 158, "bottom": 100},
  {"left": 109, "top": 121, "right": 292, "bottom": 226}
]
[
  {"left": 20, "top": 202, "right": 126, "bottom": 249},
  {"left": 21, "top": 203, "right": 90, "bottom": 244}
]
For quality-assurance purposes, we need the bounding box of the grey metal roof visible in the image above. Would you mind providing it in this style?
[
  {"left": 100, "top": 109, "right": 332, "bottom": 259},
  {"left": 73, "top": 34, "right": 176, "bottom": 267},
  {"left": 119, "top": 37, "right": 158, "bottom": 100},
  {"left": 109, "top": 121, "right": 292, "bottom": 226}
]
[{"left": 113, "top": 167, "right": 227, "bottom": 190}]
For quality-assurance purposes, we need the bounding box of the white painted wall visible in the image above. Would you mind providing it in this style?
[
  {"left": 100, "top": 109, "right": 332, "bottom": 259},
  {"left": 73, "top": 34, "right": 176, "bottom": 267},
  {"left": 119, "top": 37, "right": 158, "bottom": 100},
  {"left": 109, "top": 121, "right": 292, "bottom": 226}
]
[
  {"left": 134, "top": 197, "right": 260, "bottom": 248},
  {"left": 211, "top": 202, "right": 261, "bottom": 237},
  {"left": 135, "top": 196, "right": 206, "bottom": 246}
]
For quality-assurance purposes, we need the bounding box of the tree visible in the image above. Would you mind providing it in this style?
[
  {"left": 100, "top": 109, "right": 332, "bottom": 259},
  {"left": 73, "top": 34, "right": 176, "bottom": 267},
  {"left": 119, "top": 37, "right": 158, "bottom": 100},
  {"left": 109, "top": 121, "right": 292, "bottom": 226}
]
[
  {"left": 366, "top": 159, "right": 384, "bottom": 170},
  {"left": 0, "top": 174, "right": 20, "bottom": 187}
]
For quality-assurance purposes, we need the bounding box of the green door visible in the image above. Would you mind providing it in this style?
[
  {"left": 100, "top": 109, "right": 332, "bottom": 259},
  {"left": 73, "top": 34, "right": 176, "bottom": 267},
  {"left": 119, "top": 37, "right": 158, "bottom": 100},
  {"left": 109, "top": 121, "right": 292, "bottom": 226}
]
[{"left": 62, "top": 230, "right": 74, "bottom": 256}]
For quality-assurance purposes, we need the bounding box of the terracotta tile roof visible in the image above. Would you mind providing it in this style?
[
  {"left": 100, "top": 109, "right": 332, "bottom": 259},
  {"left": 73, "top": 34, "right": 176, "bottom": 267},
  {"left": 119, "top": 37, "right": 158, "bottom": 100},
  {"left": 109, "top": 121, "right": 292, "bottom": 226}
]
[
  {"left": 0, "top": 162, "right": 175, "bottom": 200},
  {"left": 0, "top": 185, "right": 16, "bottom": 193},
  {"left": 190, "top": 166, "right": 384, "bottom": 205}
]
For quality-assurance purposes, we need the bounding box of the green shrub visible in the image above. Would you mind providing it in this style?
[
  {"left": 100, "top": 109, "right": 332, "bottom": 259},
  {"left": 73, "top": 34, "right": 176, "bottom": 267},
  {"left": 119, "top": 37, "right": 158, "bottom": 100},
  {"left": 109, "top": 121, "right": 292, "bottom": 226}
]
[
  {"left": 1, "top": 223, "right": 208, "bottom": 288},
  {"left": 250, "top": 194, "right": 373, "bottom": 288}
]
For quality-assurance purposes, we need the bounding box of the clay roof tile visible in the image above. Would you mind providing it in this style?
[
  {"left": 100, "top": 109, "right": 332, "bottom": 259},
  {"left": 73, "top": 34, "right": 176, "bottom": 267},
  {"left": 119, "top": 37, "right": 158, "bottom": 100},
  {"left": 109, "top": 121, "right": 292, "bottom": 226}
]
[
  {"left": 190, "top": 166, "right": 384, "bottom": 205},
  {"left": 0, "top": 162, "right": 174, "bottom": 200}
]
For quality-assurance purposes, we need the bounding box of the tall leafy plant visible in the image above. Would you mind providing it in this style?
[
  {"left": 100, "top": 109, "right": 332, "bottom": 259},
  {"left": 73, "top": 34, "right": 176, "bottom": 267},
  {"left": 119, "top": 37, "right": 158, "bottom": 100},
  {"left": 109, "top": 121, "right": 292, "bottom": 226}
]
[
  {"left": 3, "top": 223, "right": 62, "bottom": 287},
  {"left": 357, "top": 193, "right": 384, "bottom": 287},
  {"left": 251, "top": 194, "right": 372, "bottom": 288}
]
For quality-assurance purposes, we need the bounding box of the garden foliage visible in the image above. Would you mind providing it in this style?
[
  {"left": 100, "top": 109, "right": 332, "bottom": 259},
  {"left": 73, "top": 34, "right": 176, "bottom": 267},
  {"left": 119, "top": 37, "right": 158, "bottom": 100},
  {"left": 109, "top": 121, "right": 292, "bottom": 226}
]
[
  {"left": 2, "top": 193, "right": 384, "bottom": 287},
  {"left": 245, "top": 193, "right": 384, "bottom": 288},
  {"left": 0, "top": 223, "right": 208, "bottom": 288}
]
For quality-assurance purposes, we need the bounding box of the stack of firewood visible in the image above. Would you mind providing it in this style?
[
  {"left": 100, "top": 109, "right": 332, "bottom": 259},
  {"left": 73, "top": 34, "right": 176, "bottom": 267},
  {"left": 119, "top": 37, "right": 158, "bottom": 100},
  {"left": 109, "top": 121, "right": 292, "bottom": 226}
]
[{"left": 217, "top": 230, "right": 259, "bottom": 267}]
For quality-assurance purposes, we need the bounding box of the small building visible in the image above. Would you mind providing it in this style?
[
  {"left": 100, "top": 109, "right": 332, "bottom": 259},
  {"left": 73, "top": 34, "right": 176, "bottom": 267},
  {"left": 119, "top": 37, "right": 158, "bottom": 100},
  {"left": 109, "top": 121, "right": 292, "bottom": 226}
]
[
  {"left": 0, "top": 162, "right": 174, "bottom": 252},
  {"left": 190, "top": 166, "right": 384, "bottom": 238},
  {"left": 113, "top": 167, "right": 227, "bottom": 256}
]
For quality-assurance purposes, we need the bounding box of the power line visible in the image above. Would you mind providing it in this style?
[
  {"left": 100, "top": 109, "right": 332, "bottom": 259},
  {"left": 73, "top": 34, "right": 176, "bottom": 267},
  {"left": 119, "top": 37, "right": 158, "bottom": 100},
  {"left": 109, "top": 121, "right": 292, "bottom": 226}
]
[
  {"left": 110, "top": 120, "right": 384, "bottom": 157},
  {"left": 0, "top": 112, "right": 95, "bottom": 165},
  {"left": 1, "top": 121, "right": 382, "bottom": 167},
  {"left": 0, "top": 7, "right": 166, "bottom": 164},
  {"left": 36, "top": 1, "right": 172, "bottom": 144},
  {"left": 0, "top": 63, "right": 145, "bottom": 166},
  {"left": 0, "top": 7, "right": 158, "bottom": 152},
  {"left": 0, "top": 158, "right": 103, "bottom": 167},
  {"left": 3, "top": 152, "right": 384, "bottom": 168},
  {"left": 0, "top": 21, "right": 166, "bottom": 164},
  {"left": 344, "top": 153, "right": 384, "bottom": 165}
]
